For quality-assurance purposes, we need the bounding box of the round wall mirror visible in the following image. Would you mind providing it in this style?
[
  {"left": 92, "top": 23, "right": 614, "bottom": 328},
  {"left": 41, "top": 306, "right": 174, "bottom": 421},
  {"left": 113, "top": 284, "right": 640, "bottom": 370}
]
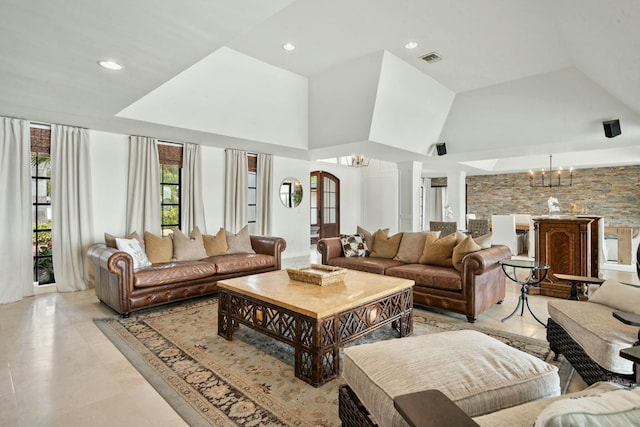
[{"left": 279, "top": 177, "right": 303, "bottom": 208}]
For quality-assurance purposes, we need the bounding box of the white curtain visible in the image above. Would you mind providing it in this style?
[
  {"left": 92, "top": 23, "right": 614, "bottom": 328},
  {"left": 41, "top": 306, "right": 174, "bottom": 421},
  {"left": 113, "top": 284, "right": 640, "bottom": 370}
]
[
  {"left": 182, "top": 143, "right": 206, "bottom": 233},
  {"left": 224, "top": 149, "right": 248, "bottom": 232},
  {"left": 51, "top": 125, "right": 94, "bottom": 292},
  {"left": 0, "top": 117, "right": 34, "bottom": 303},
  {"left": 126, "top": 136, "right": 160, "bottom": 235},
  {"left": 256, "top": 153, "right": 272, "bottom": 235}
]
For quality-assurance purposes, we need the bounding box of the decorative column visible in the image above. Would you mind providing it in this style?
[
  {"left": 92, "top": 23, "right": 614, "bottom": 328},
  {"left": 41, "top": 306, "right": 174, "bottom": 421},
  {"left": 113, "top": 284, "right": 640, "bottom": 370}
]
[
  {"left": 446, "top": 170, "right": 467, "bottom": 230},
  {"left": 397, "top": 161, "right": 422, "bottom": 231}
]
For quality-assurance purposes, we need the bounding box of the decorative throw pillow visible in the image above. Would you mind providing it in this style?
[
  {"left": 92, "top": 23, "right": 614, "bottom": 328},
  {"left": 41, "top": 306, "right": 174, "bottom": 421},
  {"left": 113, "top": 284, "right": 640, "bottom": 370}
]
[
  {"left": 203, "top": 227, "right": 230, "bottom": 257},
  {"left": 473, "top": 232, "right": 493, "bottom": 249},
  {"left": 115, "top": 237, "right": 151, "bottom": 270},
  {"left": 340, "top": 234, "right": 368, "bottom": 257},
  {"left": 143, "top": 231, "right": 173, "bottom": 263},
  {"left": 418, "top": 233, "right": 457, "bottom": 267},
  {"left": 534, "top": 388, "right": 640, "bottom": 427},
  {"left": 452, "top": 235, "right": 482, "bottom": 271},
  {"left": 589, "top": 280, "right": 640, "bottom": 315},
  {"left": 370, "top": 230, "right": 403, "bottom": 259},
  {"left": 357, "top": 226, "right": 389, "bottom": 255},
  {"left": 225, "top": 225, "right": 256, "bottom": 254},
  {"left": 172, "top": 226, "right": 207, "bottom": 261},
  {"left": 105, "top": 231, "right": 144, "bottom": 249},
  {"left": 394, "top": 231, "right": 440, "bottom": 264}
]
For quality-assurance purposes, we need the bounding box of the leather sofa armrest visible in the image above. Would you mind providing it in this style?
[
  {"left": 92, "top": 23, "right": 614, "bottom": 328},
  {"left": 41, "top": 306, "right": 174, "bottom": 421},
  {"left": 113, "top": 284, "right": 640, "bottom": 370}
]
[
  {"left": 317, "top": 237, "right": 343, "bottom": 264},
  {"left": 88, "top": 243, "right": 128, "bottom": 272},
  {"left": 463, "top": 244, "right": 512, "bottom": 275},
  {"left": 250, "top": 235, "right": 287, "bottom": 269}
]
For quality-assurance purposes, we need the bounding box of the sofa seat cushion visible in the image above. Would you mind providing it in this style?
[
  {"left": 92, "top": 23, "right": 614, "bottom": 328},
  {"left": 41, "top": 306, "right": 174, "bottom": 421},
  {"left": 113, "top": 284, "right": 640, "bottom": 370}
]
[
  {"left": 344, "top": 330, "right": 560, "bottom": 427},
  {"left": 327, "top": 256, "right": 404, "bottom": 274},
  {"left": 206, "top": 253, "right": 275, "bottom": 274},
  {"left": 386, "top": 264, "right": 462, "bottom": 291},
  {"left": 473, "top": 381, "right": 624, "bottom": 427},
  {"left": 548, "top": 299, "right": 637, "bottom": 375},
  {"left": 134, "top": 261, "right": 217, "bottom": 288}
]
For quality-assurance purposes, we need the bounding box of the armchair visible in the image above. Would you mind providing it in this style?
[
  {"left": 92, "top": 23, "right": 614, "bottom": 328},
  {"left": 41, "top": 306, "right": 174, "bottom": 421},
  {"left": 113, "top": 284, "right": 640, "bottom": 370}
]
[
  {"left": 547, "top": 244, "right": 640, "bottom": 386},
  {"left": 429, "top": 221, "right": 457, "bottom": 236}
]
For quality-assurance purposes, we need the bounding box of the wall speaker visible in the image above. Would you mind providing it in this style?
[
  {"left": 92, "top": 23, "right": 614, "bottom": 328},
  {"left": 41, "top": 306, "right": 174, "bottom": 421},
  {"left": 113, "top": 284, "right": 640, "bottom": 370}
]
[
  {"left": 436, "top": 142, "right": 447, "bottom": 156},
  {"left": 603, "top": 119, "right": 621, "bottom": 138}
]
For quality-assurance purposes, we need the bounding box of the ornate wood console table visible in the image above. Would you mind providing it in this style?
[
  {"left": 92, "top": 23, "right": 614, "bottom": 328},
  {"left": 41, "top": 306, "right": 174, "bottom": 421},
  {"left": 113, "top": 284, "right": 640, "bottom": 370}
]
[{"left": 533, "top": 216, "right": 601, "bottom": 299}]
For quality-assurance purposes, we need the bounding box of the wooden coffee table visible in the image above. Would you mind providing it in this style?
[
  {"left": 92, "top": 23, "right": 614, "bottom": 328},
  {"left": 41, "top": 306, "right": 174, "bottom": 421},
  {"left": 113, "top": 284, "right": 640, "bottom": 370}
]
[{"left": 217, "top": 269, "right": 414, "bottom": 387}]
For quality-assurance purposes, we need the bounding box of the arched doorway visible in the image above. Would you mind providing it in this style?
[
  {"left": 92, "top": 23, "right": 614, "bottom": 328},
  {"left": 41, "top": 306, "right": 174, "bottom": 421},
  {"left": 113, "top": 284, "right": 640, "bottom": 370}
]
[{"left": 310, "top": 171, "right": 340, "bottom": 243}]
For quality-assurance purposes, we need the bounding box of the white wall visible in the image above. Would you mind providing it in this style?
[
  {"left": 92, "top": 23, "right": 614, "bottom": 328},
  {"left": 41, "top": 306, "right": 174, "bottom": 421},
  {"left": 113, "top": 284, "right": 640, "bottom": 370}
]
[
  {"left": 370, "top": 51, "right": 455, "bottom": 154},
  {"left": 89, "top": 130, "right": 128, "bottom": 242},
  {"left": 118, "top": 47, "right": 309, "bottom": 150},
  {"left": 361, "top": 160, "right": 399, "bottom": 233},
  {"left": 85, "top": 131, "right": 402, "bottom": 262},
  {"left": 271, "top": 156, "right": 311, "bottom": 258}
]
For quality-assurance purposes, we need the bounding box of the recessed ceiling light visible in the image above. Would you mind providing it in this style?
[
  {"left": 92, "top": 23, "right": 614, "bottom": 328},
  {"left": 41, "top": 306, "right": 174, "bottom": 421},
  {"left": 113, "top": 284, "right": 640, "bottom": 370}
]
[
  {"left": 97, "top": 60, "right": 123, "bottom": 70},
  {"left": 404, "top": 41, "right": 418, "bottom": 49},
  {"left": 282, "top": 42, "right": 296, "bottom": 51}
]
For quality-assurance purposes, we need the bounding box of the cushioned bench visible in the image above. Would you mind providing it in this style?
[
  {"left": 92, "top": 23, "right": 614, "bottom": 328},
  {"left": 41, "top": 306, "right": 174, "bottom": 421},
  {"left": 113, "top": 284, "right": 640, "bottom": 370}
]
[{"left": 340, "top": 330, "right": 561, "bottom": 427}]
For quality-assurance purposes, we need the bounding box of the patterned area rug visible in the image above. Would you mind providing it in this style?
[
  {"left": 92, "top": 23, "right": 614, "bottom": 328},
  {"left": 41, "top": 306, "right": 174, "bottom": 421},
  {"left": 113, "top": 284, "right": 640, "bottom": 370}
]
[{"left": 95, "top": 297, "right": 573, "bottom": 427}]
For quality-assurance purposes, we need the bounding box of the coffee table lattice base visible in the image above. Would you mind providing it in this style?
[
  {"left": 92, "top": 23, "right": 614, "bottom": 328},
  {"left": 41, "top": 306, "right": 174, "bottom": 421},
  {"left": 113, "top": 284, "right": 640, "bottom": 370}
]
[{"left": 218, "top": 287, "right": 413, "bottom": 386}]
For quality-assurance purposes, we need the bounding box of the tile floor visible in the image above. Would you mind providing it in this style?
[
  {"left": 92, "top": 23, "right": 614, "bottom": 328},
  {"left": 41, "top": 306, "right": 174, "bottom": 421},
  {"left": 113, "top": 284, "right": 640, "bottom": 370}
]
[{"left": 1, "top": 249, "right": 637, "bottom": 426}]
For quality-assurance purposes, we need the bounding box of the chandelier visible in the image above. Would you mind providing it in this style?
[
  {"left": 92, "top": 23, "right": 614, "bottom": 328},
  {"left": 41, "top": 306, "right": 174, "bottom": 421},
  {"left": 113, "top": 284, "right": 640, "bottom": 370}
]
[
  {"left": 347, "top": 154, "right": 370, "bottom": 167},
  {"left": 529, "top": 154, "right": 573, "bottom": 188}
]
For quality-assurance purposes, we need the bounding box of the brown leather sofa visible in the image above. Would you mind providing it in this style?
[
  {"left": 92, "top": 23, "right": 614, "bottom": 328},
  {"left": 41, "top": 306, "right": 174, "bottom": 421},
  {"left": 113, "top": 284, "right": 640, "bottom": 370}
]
[
  {"left": 88, "top": 235, "right": 286, "bottom": 316},
  {"left": 317, "top": 237, "right": 510, "bottom": 322}
]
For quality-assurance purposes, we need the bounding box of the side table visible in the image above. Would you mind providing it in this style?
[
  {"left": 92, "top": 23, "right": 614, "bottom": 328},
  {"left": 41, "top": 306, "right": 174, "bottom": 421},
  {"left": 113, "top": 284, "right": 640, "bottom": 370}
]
[
  {"left": 553, "top": 273, "right": 605, "bottom": 300},
  {"left": 615, "top": 311, "right": 640, "bottom": 384},
  {"left": 499, "top": 259, "right": 549, "bottom": 327}
]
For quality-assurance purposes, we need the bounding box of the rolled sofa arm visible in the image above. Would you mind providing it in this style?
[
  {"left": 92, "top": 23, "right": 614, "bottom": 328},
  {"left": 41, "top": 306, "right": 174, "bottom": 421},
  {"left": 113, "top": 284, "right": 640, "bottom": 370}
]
[
  {"left": 463, "top": 244, "right": 512, "bottom": 275},
  {"left": 87, "top": 243, "right": 135, "bottom": 315},
  {"left": 250, "top": 235, "right": 287, "bottom": 269},
  {"left": 317, "top": 237, "right": 344, "bottom": 264}
]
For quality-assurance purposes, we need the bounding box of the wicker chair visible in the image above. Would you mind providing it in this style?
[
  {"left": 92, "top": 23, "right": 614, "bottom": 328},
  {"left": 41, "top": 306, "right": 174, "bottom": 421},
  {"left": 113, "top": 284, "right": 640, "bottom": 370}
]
[
  {"left": 467, "top": 219, "right": 489, "bottom": 238},
  {"left": 429, "top": 221, "right": 457, "bottom": 237},
  {"left": 547, "top": 244, "right": 640, "bottom": 386}
]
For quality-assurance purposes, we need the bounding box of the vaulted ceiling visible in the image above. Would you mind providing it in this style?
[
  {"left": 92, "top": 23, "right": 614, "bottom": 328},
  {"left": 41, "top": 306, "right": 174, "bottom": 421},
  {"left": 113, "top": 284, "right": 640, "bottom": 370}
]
[{"left": 1, "top": 0, "right": 639, "bottom": 176}]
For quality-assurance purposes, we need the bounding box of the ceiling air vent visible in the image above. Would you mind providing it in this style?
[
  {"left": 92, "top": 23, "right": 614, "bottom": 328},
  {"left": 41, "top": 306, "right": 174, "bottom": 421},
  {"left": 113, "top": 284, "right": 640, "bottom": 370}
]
[{"left": 421, "top": 52, "right": 442, "bottom": 64}]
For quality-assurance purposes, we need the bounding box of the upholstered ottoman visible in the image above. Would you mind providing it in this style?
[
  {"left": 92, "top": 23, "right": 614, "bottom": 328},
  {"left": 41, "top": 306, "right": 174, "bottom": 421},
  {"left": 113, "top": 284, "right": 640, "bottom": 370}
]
[{"left": 340, "top": 330, "right": 561, "bottom": 427}]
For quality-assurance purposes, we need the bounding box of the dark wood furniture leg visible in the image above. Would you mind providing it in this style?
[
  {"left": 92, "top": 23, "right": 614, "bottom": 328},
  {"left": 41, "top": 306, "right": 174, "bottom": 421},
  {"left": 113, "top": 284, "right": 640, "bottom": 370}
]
[{"left": 552, "top": 273, "right": 604, "bottom": 300}]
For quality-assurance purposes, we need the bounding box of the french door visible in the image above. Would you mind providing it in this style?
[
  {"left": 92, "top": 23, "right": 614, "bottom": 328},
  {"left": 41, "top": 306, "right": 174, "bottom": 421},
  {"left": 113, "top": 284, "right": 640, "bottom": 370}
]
[{"left": 310, "top": 171, "right": 340, "bottom": 241}]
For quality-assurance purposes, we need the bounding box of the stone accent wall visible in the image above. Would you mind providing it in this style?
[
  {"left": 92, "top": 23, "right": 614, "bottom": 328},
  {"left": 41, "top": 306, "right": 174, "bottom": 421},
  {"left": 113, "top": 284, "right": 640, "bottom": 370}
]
[{"left": 465, "top": 165, "right": 640, "bottom": 227}]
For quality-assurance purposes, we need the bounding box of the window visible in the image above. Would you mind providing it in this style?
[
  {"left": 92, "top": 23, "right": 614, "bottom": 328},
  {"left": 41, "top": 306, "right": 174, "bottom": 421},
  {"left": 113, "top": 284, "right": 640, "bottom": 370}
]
[
  {"left": 158, "top": 143, "right": 183, "bottom": 234},
  {"left": 247, "top": 154, "right": 257, "bottom": 224},
  {"left": 31, "top": 126, "right": 54, "bottom": 285}
]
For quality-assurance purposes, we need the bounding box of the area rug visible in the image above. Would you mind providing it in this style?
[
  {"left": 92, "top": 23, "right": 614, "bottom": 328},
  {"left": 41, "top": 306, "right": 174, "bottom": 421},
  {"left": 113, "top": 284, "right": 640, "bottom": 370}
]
[{"left": 95, "top": 297, "right": 573, "bottom": 426}]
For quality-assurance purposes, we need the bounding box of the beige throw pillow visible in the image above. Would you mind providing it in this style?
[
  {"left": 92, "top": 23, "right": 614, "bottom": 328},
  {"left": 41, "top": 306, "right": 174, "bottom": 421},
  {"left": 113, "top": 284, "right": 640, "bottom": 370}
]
[
  {"left": 589, "top": 280, "right": 640, "bottom": 315},
  {"left": 419, "top": 233, "right": 457, "bottom": 267},
  {"left": 115, "top": 237, "right": 151, "bottom": 270},
  {"left": 144, "top": 231, "right": 173, "bottom": 263},
  {"left": 370, "top": 230, "right": 403, "bottom": 259},
  {"left": 452, "top": 235, "right": 482, "bottom": 271},
  {"left": 394, "top": 231, "right": 440, "bottom": 264},
  {"left": 534, "top": 388, "right": 640, "bottom": 427},
  {"left": 203, "top": 227, "right": 230, "bottom": 257},
  {"left": 105, "top": 231, "right": 144, "bottom": 249},
  {"left": 357, "top": 226, "right": 389, "bottom": 255},
  {"left": 474, "top": 232, "right": 493, "bottom": 249},
  {"left": 172, "top": 226, "right": 207, "bottom": 261},
  {"left": 225, "top": 225, "right": 256, "bottom": 254}
]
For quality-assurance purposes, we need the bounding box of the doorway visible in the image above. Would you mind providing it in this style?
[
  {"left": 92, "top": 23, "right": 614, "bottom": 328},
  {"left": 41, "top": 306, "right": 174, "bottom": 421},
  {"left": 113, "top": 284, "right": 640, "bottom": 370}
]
[{"left": 310, "top": 171, "right": 340, "bottom": 243}]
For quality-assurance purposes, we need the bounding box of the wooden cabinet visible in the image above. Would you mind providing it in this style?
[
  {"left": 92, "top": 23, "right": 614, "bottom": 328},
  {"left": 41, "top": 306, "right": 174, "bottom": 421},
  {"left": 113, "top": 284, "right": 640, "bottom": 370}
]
[{"left": 533, "top": 216, "right": 601, "bottom": 298}]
